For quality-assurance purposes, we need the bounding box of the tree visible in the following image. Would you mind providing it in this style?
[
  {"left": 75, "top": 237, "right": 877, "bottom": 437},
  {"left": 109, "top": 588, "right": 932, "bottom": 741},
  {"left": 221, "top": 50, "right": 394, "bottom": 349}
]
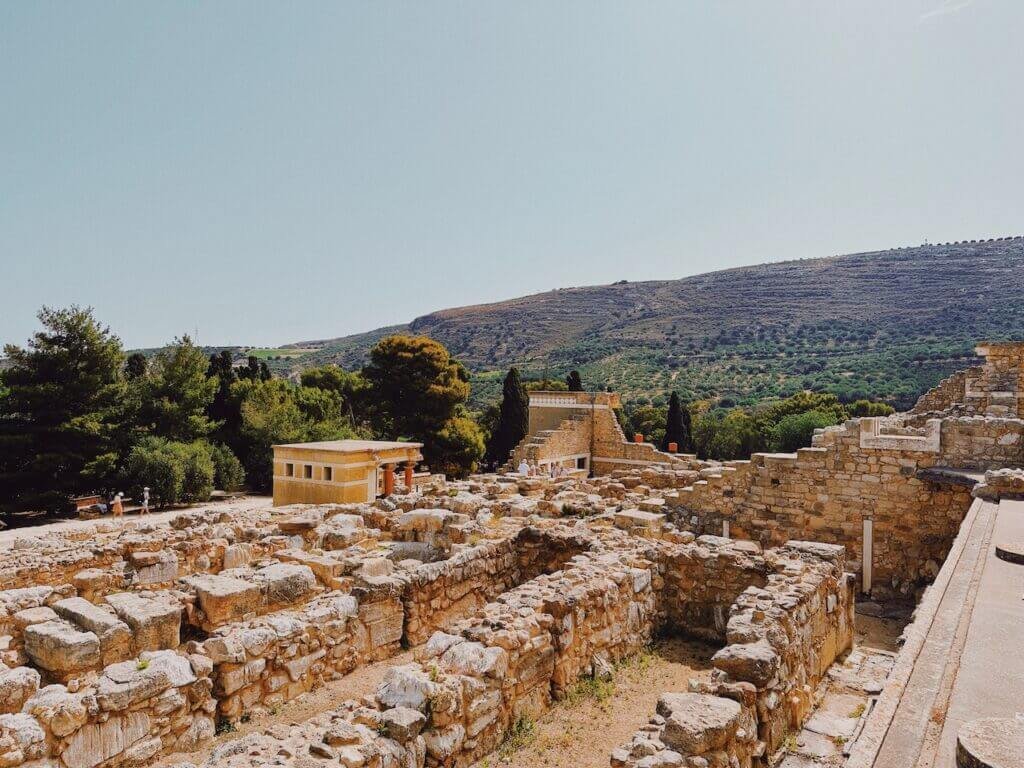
[
  {"left": 299, "top": 366, "right": 369, "bottom": 424},
  {"left": 234, "top": 378, "right": 357, "bottom": 491},
  {"left": 238, "top": 355, "right": 271, "bottom": 382},
  {"left": 125, "top": 353, "right": 148, "bottom": 380},
  {"left": 770, "top": 410, "right": 839, "bottom": 452},
  {"left": 848, "top": 399, "right": 895, "bottom": 417},
  {"left": 0, "top": 306, "right": 128, "bottom": 513},
  {"left": 692, "top": 409, "right": 763, "bottom": 460},
  {"left": 210, "top": 444, "right": 245, "bottom": 491},
  {"left": 566, "top": 370, "right": 583, "bottom": 392},
  {"left": 485, "top": 368, "right": 529, "bottom": 467},
  {"left": 425, "top": 415, "right": 485, "bottom": 478},
  {"left": 137, "top": 336, "right": 218, "bottom": 443},
  {"left": 206, "top": 351, "right": 238, "bottom": 432},
  {"left": 626, "top": 404, "right": 668, "bottom": 447},
  {"left": 660, "top": 392, "right": 691, "bottom": 453},
  {"left": 363, "top": 335, "right": 469, "bottom": 437},
  {"left": 123, "top": 437, "right": 215, "bottom": 506}
]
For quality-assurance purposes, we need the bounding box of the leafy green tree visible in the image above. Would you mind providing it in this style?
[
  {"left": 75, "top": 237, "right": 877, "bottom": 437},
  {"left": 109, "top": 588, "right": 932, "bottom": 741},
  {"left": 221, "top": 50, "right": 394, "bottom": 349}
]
[
  {"left": 138, "top": 336, "right": 217, "bottom": 442},
  {"left": 123, "top": 437, "right": 183, "bottom": 507},
  {"left": 210, "top": 443, "right": 245, "bottom": 491},
  {"left": 300, "top": 365, "right": 369, "bottom": 423},
  {"left": 692, "top": 409, "right": 764, "bottom": 460},
  {"left": 524, "top": 378, "right": 568, "bottom": 392},
  {"left": 234, "top": 378, "right": 356, "bottom": 491},
  {"left": 485, "top": 368, "right": 529, "bottom": 467},
  {"left": 0, "top": 306, "right": 128, "bottom": 513},
  {"left": 565, "top": 370, "right": 583, "bottom": 392},
  {"left": 770, "top": 410, "right": 840, "bottom": 452},
  {"left": 660, "top": 392, "right": 692, "bottom": 452},
  {"left": 426, "top": 415, "right": 486, "bottom": 478},
  {"left": 123, "top": 437, "right": 214, "bottom": 506},
  {"left": 625, "top": 405, "right": 668, "bottom": 447}
]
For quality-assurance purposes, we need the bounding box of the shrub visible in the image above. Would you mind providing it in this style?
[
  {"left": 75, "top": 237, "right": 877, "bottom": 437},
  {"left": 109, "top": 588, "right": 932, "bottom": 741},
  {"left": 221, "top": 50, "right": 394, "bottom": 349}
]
[
  {"left": 210, "top": 444, "right": 245, "bottom": 491},
  {"left": 179, "top": 442, "right": 214, "bottom": 503},
  {"left": 123, "top": 437, "right": 215, "bottom": 507},
  {"left": 770, "top": 410, "right": 840, "bottom": 452}
]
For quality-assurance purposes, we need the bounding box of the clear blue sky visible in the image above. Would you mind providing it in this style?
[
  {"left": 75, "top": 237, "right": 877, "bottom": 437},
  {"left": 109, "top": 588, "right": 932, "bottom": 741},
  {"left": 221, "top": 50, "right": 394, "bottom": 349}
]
[{"left": 2, "top": 1, "right": 1021, "bottom": 350}]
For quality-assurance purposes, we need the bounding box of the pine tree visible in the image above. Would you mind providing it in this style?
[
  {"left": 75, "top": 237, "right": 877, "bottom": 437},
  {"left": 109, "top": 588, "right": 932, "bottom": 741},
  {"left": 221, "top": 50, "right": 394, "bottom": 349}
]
[
  {"left": 661, "top": 391, "right": 691, "bottom": 453},
  {"left": 0, "top": 306, "right": 128, "bottom": 514},
  {"left": 565, "top": 370, "right": 583, "bottom": 392},
  {"left": 486, "top": 367, "right": 529, "bottom": 467}
]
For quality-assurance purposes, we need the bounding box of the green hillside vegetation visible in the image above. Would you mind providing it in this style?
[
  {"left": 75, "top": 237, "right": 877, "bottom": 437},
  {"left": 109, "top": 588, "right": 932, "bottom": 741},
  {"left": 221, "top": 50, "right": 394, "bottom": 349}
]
[{"left": 263, "top": 238, "right": 1024, "bottom": 412}]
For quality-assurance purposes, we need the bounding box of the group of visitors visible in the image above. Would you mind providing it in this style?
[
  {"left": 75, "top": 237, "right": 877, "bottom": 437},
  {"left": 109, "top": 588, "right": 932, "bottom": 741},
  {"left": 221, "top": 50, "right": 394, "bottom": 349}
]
[{"left": 516, "top": 458, "right": 569, "bottom": 478}]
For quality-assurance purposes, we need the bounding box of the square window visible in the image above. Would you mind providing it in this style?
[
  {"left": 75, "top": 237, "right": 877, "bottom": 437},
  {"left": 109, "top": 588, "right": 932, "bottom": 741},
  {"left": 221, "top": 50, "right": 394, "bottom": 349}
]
[
  {"left": 285, "top": 463, "right": 294, "bottom": 477},
  {"left": 304, "top": 465, "right": 313, "bottom": 479},
  {"left": 323, "top": 466, "right": 333, "bottom": 482}
]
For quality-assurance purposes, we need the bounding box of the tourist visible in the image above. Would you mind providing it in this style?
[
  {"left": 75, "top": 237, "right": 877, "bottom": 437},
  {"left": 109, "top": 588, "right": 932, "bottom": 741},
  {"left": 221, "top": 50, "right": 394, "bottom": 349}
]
[
  {"left": 111, "top": 492, "right": 124, "bottom": 517},
  {"left": 142, "top": 486, "right": 150, "bottom": 515},
  {"left": 517, "top": 458, "right": 529, "bottom": 475}
]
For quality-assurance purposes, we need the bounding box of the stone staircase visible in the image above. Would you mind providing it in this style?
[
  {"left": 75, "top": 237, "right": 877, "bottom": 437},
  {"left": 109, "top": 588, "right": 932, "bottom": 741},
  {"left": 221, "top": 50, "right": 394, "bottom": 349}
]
[{"left": 503, "top": 413, "right": 590, "bottom": 471}]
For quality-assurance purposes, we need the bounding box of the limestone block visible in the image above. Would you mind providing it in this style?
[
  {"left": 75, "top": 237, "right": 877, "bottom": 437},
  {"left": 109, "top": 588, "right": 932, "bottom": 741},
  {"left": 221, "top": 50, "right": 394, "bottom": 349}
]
[
  {"left": 181, "top": 575, "right": 261, "bottom": 628},
  {"left": 656, "top": 693, "right": 741, "bottom": 755},
  {"left": 130, "top": 550, "right": 179, "bottom": 584},
  {"left": 53, "top": 597, "right": 132, "bottom": 666},
  {"left": 105, "top": 592, "right": 182, "bottom": 652},
  {"left": 0, "top": 667, "right": 39, "bottom": 714},
  {"left": 711, "top": 640, "right": 780, "bottom": 687},
  {"left": 24, "top": 620, "right": 100, "bottom": 677},
  {"left": 61, "top": 710, "right": 151, "bottom": 768},
  {"left": 252, "top": 563, "right": 317, "bottom": 606}
]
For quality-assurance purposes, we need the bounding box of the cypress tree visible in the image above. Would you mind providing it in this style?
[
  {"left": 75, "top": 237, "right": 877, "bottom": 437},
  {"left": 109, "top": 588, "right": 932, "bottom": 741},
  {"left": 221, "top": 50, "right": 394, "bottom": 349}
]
[
  {"left": 486, "top": 367, "right": 529, "bottom": 466},
  {"left": 661, "top": 391, "right": 691, "bottom": 453},
  {"left": 565, "top": 370, "right": 583, "bottom": 392}
]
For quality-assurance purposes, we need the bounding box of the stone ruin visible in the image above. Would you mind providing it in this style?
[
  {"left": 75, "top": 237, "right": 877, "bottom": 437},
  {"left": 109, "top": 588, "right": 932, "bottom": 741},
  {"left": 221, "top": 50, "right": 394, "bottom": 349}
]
[{"left": 0, "top": 341, "right": 1022, "bottom": 768}]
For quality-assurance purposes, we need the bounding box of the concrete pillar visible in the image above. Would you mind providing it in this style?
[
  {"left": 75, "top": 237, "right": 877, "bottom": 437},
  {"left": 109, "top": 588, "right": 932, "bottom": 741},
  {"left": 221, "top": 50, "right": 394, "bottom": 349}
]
[
  {"left": 634, "top": 433, "right": 644, "bottom": 443},
  {"left": 668, "top": 442, "right": 678, "bottom": 453},
  {"left": 404, "top": 461, "right": 415, "bottom": 491},
  {"left": 383, "top": 464, "right": 395, "bottom": 497}
]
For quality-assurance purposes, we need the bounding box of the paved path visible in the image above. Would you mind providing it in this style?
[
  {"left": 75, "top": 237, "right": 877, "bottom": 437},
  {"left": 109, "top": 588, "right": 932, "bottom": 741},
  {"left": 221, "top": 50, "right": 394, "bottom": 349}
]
[
  {"left": 848, "top": 497, "right": 1024, "bottom": 767},
  {"left": 0, "top": 496, "right": 274, "bottom": 547}
]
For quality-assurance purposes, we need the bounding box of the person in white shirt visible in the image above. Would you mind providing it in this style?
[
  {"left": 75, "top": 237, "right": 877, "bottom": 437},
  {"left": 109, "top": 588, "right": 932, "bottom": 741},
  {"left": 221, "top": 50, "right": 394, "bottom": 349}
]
[{"left": 517, "top": 459, "right": 530, "bottom": 475}]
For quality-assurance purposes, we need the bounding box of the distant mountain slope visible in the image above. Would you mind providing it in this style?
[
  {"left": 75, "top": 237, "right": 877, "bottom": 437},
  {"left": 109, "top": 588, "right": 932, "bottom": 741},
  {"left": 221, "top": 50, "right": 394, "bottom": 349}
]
[{"left": 283, "top": 237, "right": 1024, "bottom": 409}]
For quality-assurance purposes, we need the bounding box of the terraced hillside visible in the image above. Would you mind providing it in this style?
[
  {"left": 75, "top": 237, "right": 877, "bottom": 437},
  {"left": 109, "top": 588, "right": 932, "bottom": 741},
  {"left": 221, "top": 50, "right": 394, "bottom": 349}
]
[{"left": 280, "top": 237, "right": 1024, "bottom": 409}]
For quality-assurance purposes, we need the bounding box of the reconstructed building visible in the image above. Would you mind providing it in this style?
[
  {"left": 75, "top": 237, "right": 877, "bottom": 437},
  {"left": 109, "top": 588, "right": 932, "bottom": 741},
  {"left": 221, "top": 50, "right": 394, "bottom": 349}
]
[
  {"left": 272, "top": 440, "right": 424, "bottom": 505},
  {"left": 510, "top": 390, "right": 693, "bottom": 475}
]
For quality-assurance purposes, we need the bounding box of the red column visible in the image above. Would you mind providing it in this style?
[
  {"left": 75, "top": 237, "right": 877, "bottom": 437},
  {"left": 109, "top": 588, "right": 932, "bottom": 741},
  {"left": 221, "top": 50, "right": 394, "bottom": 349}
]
[
  {"left": 404, "top": 461, "right": 415, "bottom": 491},
  {"left": 383, "top": 464, "right": 395, "bottom": 496}
]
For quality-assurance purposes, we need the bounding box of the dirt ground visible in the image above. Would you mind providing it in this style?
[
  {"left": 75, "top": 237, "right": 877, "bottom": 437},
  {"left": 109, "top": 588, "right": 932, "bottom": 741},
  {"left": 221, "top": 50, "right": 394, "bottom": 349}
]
[{"left": 475, "top": 637, "right": 718, "bottom": 768}]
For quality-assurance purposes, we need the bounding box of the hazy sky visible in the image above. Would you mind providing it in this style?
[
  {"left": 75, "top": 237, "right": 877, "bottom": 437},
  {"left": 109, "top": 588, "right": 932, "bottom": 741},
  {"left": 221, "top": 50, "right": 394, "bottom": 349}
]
[{"left": 2, "top": 1, "right": 1022, "bottom": 350}]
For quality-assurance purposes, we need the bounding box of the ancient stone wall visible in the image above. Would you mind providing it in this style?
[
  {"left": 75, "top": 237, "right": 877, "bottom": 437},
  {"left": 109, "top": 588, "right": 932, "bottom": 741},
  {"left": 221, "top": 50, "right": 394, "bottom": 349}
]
[
  {"left": 911, "top": 366, "right": 977, "bottom": 414},
  {"left": 668, "top": 420, "right": 976, "bottom": 596}
]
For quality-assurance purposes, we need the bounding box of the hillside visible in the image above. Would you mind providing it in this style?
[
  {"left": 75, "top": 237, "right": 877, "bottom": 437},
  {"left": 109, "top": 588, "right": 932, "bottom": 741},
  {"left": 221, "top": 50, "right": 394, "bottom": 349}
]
[{"left": 278, "top": 237, "right": 1024, "bottom": 410}]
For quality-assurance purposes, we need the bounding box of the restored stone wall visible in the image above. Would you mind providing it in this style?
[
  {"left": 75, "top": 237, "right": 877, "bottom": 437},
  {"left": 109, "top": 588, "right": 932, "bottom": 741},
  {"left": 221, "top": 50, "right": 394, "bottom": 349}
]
[{"left": 668, "top": 420, "right": 977, "bottom": 596}]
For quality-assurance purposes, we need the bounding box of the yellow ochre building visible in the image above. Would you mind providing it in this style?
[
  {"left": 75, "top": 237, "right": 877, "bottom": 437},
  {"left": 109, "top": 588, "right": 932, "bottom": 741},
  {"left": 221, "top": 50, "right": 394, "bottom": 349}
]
[{"left": 271, "top": 440, "right": 424, "bottom": 506}]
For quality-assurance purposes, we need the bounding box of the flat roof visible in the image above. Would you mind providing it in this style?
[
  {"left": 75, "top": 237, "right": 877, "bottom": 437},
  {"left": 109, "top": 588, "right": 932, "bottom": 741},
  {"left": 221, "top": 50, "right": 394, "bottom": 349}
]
[{"left": 273, "top": 440, "right": 423, "bottom": 452}]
